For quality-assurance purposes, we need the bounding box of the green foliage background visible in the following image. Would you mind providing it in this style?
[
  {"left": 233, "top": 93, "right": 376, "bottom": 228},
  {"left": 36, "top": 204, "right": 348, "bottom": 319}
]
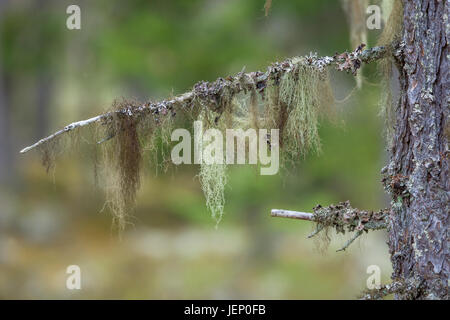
[{"left": 0, "top": 0, "right": 392, "bottom": 298}]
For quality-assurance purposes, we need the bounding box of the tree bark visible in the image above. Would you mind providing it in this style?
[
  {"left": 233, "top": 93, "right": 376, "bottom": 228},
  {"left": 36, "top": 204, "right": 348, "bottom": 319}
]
[{"left": 387, "top": 0, "right": 449, "bottom": 299}]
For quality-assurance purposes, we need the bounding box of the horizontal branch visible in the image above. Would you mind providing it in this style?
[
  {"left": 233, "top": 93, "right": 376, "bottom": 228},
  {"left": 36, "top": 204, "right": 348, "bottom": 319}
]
[
  {"left": 271, "top": 201, "right": 389, "bottom": 251},
  {"left": 20, "top": 115, "right": 105, "bottom": 153},
  {"left": 20, "top": 44, "right": 389, "bottom": 154},
  {"left": 271, "top": 201, "right": 388, "bottom": 231}
]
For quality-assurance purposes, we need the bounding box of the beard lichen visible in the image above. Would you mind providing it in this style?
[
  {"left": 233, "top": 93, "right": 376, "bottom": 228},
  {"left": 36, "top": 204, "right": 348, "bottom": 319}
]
[
  {"left": 197, "top": 109, "right": 228, "bottom": 226},
  {"left": 264, "top": 59, "right": 334, "bottom": 164},
  {"left": 97, "top": 98, "right": 178, "bottom": 232},
  {"left": 38, "top": 137, "right": 62, "bottom": 174},
  {"left": 100, "top": 99, "right": 143, "bottom": 232},
  {"left": 37, "top": 126, "right": 85, "bottom": 174},
  {"left": 281, "top": 63, "right": 321, "bottom": 159},
  {"left": 142, "top": 110, "right": 174, "bottom": 175},
  {"left": 225, "top": 89, "right": 261, "bottom": 131}
]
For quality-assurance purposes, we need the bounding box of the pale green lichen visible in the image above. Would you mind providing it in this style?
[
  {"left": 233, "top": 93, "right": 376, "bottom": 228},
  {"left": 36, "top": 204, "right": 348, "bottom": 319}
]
[
  {"left": 197, "top": 109, "right": 228, "bottom": 226},
  {"left": 264, "top": 60, "right": 333, "bottom": 164}
]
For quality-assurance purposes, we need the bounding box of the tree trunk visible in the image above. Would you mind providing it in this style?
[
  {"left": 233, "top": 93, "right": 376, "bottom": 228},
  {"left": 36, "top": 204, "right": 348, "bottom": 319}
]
[{"left": 387, "top": 0, "right": 449, "bottom": 299}]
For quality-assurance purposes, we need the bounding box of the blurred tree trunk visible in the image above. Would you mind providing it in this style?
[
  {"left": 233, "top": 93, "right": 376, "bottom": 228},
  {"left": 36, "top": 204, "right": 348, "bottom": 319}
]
[
  {"left": 0, "top": 1, "right": 14, "bottom": 183},
  {"left": 35, "top": 0, "right": 52, "bottom": 140},
  {"left": 35, "top": 71, "right": 51, "bottom": 141},
  {"left": 0, "top": 53, "right": 13, "bottom": 183},
  {"left": 387, "top": 0, "right": 448, "bottom": 299}
]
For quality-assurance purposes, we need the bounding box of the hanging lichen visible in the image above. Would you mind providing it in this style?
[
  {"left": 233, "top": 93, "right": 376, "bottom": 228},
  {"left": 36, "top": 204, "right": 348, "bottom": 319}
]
[
  {"left": 264, "top": 58, "right": 334, "bottom": 164},
  {"left": 140, "top": 108, "right": 174, "bottom": 175},
  {"left": 37, "top": 137, "right": 61, "bottom": 174},
  {"left": 249, "top": 88, "right": 260, "bottom": 130},
  {"left": 226, "top": 89, "right": 261, "bottom": 131},
  {"left": 281, "top": 63, "right": 321, "bottom": 158},
  {"left": 36, "top": 126, "right": 83, "bottom": 174},
  {"left": 197, "top": 109, "right": 228, "bottom": 226},
  {"left": 100, "top": 99, "right": 143, "bottom": 232},
  {"left": 199, "top": 158, "right": 227, "bottom": 225}
]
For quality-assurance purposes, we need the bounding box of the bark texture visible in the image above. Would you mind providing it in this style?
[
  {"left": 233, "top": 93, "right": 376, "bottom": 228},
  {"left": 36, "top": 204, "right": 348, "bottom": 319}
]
[{"left": 386, "top": 0, "right": 449, "bottom": 299}]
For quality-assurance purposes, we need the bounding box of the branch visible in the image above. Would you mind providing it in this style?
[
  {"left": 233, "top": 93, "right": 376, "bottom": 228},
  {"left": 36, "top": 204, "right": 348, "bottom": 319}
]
[
  {"left": 359, "top": 281, "right": 405, "bottom": 300},
  {"left": 270, "top": 201, "right": 389, "bottom": 251},
  {"left": 270, "top": 209, "right": 314, "bottom": 221},
  {"left": 20, "top": 44, "right": 388, "bottom": 154},
  {"left": 19, "top": 115, "right": 106, "bottom": 153},
  {"left": 336, "top": 230, "right": 363, "bottom": 252}
]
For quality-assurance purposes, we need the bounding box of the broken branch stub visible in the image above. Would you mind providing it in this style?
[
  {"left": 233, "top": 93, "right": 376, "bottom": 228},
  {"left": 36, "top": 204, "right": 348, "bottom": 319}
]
[{"left": 271, "top": 201, "right": 389, "bottom": 251}]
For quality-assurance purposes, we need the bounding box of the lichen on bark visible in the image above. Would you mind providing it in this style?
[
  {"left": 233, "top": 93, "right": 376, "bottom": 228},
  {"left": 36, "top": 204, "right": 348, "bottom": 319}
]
[{"left": 386, "top": 0, "right": 449, "bottom": 299}]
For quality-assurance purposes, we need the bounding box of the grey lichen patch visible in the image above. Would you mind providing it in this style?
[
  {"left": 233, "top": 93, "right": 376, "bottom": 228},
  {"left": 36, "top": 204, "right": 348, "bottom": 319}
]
[
  {"left": 193, "top": 77, "right": 237, "bottom": 115},
  {"left": 381, "top": 172, "right": 410, "bottom": 204}
]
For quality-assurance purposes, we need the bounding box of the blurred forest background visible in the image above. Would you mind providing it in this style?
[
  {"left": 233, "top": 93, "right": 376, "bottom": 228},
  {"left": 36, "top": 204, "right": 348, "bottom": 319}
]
[{"left": 0, "top": 0, "right": 393, "bottom": 299}]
